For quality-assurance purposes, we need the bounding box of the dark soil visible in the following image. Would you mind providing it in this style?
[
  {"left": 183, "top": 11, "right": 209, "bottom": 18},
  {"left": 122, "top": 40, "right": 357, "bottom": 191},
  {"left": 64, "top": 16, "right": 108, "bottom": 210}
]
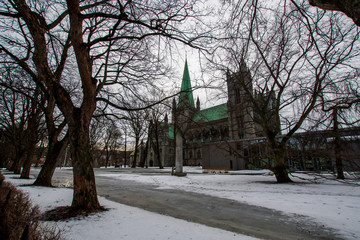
[{"left": 42, "top": 206, "right": 107, "bottom": 221}]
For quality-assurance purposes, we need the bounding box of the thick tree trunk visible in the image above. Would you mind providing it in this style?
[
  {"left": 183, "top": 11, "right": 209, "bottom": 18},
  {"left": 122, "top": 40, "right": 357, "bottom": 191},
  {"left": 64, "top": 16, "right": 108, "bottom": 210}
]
[
  {"left": 13, "top": 160, "right": 22, "bottom": 174},
  {"left": 333, "top": 108, "right": 345, "bottom": 179},
  {"left": 69, "top": 116, "right": 100, "bottom": 211},
  {"left": 155, "top": 136, "right": 163, "bottom": 169},
  {"left": 272, "top": 146, "right": 292, "bottom": 183},
  {"left": 105, "top": 150, "right": 109, "bottom": 168},
  {"left": 139, "top": 140, "right": 148, "bottom": 168},
  {"left": 20, "top": 87, "right": 41, "bottom": 179},
  {"left": 8, "top": 159, "right": 16, "bottom": 172},
  {"left": 65, "top": 0, "right": 100, "bottom": 212},
  {"left": 20, "top": 133, "right": 38, "bottom": 179},
  {"left": 132, "top": 138, "right": 139, "bottom": 168},
  {"left": 335, "top": 154, "right": 345, "bottom": 179},
  {"left": 11, "top": 145, "right": 25, "bottom": 173},
  {"left": 124, "top": 131, "right": 127, "bottom": 167},
  {"left": 33, "top": 137, "right": 68, "bottom": 186},
  {"left": 13, "top": 153, "right": 25, "bottom": 174},
  {"left": 20, "top": 148, "right": 35, "bottom": 179},
  {"left": 273, "top": 163, "right": 292, "bottom": 183}
]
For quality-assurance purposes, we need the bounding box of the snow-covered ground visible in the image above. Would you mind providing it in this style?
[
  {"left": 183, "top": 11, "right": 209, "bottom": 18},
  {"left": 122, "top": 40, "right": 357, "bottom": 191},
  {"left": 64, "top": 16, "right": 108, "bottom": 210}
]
[
  {"left": 97, "top": 167, "right": 360, "bottom": 240},
  {"left": 3, "top": 170, "right": 259, "bottom": 240},
  {"left": 3, "top": 167, "right": 360, "bottom": 240}
]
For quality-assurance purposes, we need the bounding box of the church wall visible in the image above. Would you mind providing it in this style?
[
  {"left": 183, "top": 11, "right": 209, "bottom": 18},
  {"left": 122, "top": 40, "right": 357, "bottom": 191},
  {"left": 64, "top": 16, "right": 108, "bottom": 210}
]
[
  {"left": 202, "top": 142, "right": 245, "bottom": 170},
  {"left": 146, "top": 144, "right": 175, "bottom": 167},
  {"left": 163, "top": 144, "right": 175, "bottom": 167},
  {"left": 183, "top": 118, "right": 229, "bottom": 166},
  {"left": 146, "top": 61, "right": 260, "bottom": 170}
]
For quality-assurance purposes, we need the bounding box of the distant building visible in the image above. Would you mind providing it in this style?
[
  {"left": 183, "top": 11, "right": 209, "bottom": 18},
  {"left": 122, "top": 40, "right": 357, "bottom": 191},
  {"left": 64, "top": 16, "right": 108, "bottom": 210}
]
[
  {"left": 145, "top": 59, "right": 271, "bottom": 169},
  {"left": 145, "top": 60, "right": 360, "bottom": 172}
]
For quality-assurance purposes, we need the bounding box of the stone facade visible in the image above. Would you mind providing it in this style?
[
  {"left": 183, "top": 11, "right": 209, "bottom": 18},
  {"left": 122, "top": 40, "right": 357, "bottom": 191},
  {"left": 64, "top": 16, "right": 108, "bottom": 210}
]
[{"left": 145, "top": 59, "right": 264, "bottom": 169}]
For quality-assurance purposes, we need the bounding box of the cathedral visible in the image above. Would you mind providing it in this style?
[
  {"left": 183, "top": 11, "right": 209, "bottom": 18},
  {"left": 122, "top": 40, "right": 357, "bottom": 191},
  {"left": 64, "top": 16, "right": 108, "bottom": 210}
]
[
  {"left": 145, "top": 59, "right": 267, "bottom": 170},
  {"left": 143, "top": 60, "right": 360, "bottom": 172}
]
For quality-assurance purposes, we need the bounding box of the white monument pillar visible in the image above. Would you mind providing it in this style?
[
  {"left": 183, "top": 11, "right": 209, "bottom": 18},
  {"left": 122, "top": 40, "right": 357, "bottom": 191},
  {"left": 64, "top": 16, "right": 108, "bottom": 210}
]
[{"left": 174, "top": 134, "right": 186, "bottom": 176}]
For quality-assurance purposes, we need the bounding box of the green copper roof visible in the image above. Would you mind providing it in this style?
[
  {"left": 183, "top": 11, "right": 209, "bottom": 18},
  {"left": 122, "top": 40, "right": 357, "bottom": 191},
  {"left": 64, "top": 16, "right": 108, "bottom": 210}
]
[
  {"left": 193, "top": 103, "right": 228, "bottom": 123},
  {"left": 168, "top": 124, "right": 174, "bottom": 139},
  {"left": 178, "top": 59, "right": 195, "bottom": 108}
]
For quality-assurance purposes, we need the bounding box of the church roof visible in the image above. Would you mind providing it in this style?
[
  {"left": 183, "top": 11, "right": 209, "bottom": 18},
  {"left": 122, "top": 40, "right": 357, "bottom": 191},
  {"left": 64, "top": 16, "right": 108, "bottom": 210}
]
[
  {"left": 193, "top": 103, "right": 228, "bottom": 123},
  {"left": 178, "top": 59, "right": 195, "bottom": 108}
]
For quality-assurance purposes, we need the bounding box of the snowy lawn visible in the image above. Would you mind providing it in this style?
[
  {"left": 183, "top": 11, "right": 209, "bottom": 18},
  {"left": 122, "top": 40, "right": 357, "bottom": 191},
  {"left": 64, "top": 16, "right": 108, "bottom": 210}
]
[
  {"left": 3, "top": 171, "right": 259, "bottom": 240},
  {"left": 97, "top": 167, "right": 360, "bottom": 240}
]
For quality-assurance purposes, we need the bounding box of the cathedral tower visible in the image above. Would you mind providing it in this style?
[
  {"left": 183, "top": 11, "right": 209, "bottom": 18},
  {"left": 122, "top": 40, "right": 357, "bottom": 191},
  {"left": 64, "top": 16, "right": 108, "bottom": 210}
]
[
  {"left": 173, "top": 59, "right": 198, "bottom": 130},
  {"left": 178, "top": 59, "right": 195, "bottom": 109},
  {"left": 227, "top": 60, "right": 256, "bottom": 140},
  {"left": 173, "top": 59, "right": 197, "bottom": 175}
]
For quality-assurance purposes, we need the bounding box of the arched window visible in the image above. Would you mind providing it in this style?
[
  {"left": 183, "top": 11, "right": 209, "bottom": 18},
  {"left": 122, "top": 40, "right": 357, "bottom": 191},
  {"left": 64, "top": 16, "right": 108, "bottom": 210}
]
[{"left": 237, "top": 116, "right": 244, "bottom": 139}]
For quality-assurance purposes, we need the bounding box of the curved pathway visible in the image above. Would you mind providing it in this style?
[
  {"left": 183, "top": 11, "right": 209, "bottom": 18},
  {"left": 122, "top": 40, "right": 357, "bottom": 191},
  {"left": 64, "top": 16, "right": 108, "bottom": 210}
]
[{"left": 52, "top": 168, "right": 342, "bottom": 240}]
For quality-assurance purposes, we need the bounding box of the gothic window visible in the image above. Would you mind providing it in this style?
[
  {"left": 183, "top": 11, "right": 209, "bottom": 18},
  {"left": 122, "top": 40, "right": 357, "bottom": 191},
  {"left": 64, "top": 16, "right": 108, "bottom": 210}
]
[
  {"left": 189, "top": 150, "right": 193, "bottom": 159},
  {"left": 202, "top": 130, "right": 210, "bottom": 142},
  {"left": 235, "top": 88, "right": 241, "bottom": 104},
  {"left": 237, "top": 116, "right": 244, "bottom": 139},
  {"left": 211, "top": 127, "right": 219, "bottom": 140},
  {"left": 222, "top": 126, "right": 229, "bottom": 139}
]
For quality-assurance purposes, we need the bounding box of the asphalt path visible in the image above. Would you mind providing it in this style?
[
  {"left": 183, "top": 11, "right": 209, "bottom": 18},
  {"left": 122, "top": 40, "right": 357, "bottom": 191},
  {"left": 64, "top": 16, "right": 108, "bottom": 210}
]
[{"left": 51, "top": 168, "right": 342, "bottom": 240}]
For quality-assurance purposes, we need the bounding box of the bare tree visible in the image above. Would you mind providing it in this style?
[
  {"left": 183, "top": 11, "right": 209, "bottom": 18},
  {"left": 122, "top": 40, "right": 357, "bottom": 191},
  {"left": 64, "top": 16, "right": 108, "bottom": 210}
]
[
  {"left": 119, "top": 122, "right": 130, "bottom": 167},
  {"left": 33, "top": 98, "right": 68, "bottom": 186},
  {"left": 0, "top": 0, "right": 72, "bottom": 186},
  {"left": 314, "top": 71, "right": 360, "bottom": 179},
  {"left": 103, "top": 123, "right": 122, "bottom": 168},
  {"left": 0, "top": 85, "right": 29, "bottom": 173},
  {"left": 0, "top": 68, "right": 44, "bottom": 178},
  {"left": 147, "top": 105, "right": 171, "bottom": 169},
  {"left": 213, "top": 0, "right": 360, "bottom": 182},
  {"left": 308, "top": 0, "right": 360, "bottom": 26},
  {"left": 19, "top": 85, "right": 44, "bottom": 179},
  {"left": 0, "top": 0, "right": 206, "bottom": 212},
  {"left": 125, "top": 108, "right": 149, "bottom": 168},
  {"left": 0, "top": 64, "right": 69, "bottom": 185}
]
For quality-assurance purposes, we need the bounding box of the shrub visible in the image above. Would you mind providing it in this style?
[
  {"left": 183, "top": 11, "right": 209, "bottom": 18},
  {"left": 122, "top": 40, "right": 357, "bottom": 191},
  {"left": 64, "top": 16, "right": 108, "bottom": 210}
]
[{"left": 0, "top": 171, "right": 62, "bottom": 240}]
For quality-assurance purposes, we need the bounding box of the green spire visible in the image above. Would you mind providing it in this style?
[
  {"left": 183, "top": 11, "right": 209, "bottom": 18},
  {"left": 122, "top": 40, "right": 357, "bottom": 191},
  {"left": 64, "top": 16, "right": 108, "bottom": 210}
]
[{"left": 178, "top": 59, "right": 195, "bottom": 108}]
